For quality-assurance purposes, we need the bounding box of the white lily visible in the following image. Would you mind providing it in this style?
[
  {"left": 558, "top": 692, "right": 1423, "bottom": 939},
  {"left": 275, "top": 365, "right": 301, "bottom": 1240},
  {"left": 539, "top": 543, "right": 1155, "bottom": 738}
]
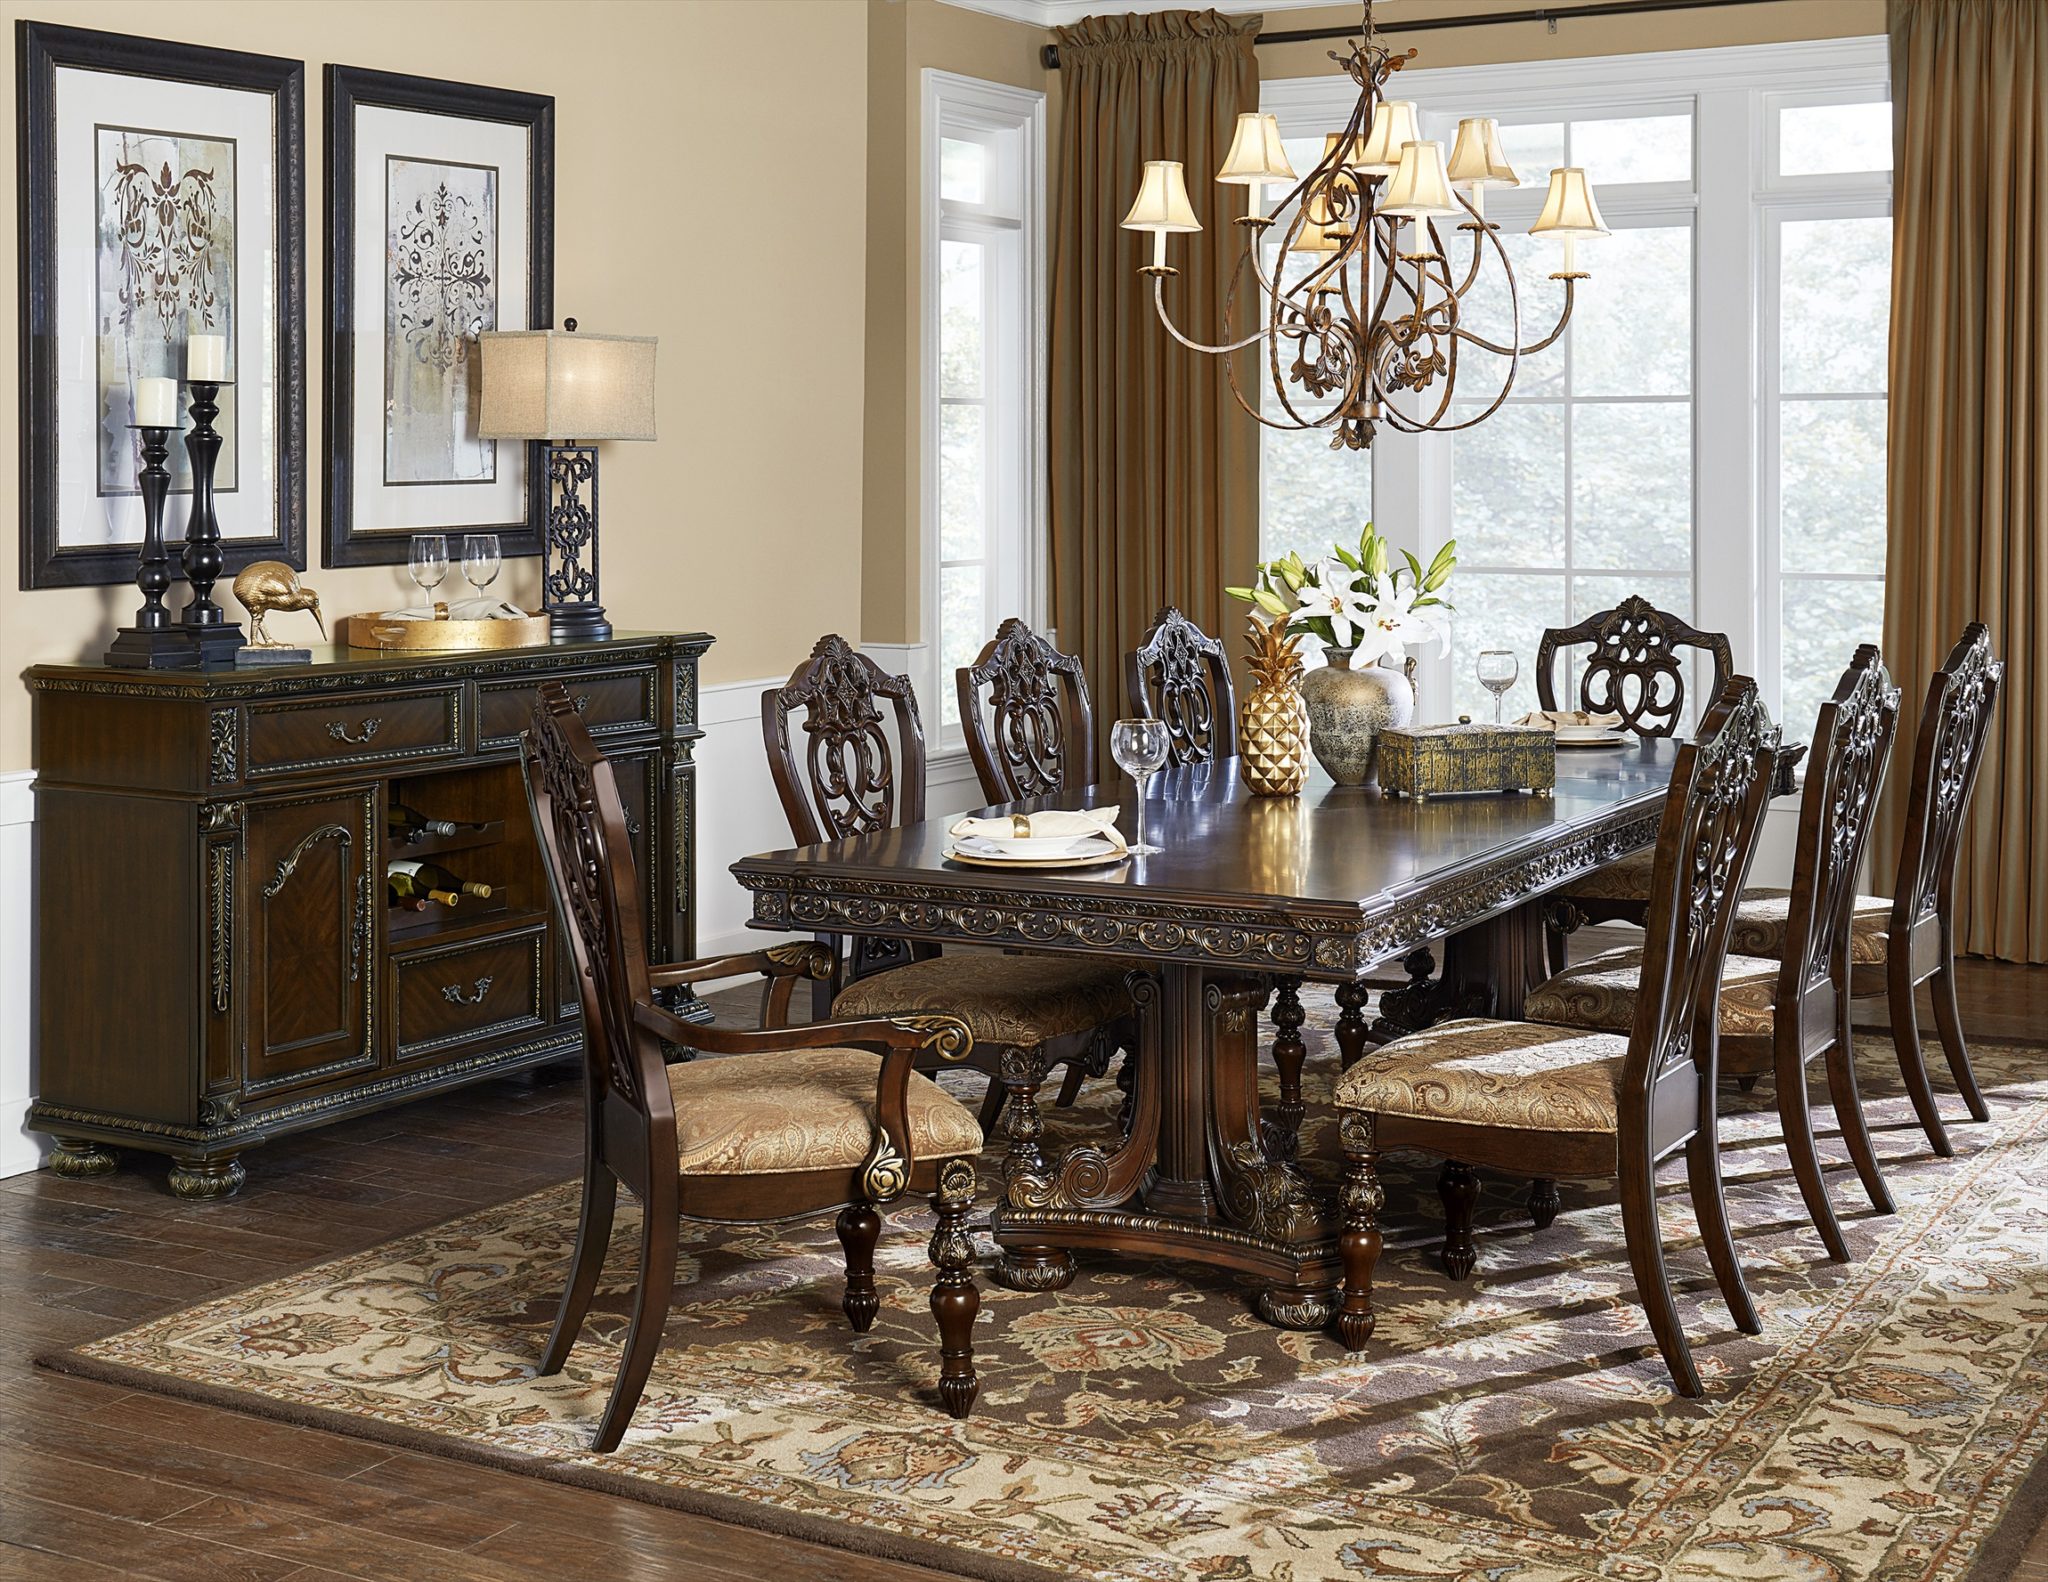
[
  {"left": 1355, "top": 581, "right": 1449, "bottom": 666},
  {"left": 1293, "top": 559, "right": 1375, "bottom": 649}
]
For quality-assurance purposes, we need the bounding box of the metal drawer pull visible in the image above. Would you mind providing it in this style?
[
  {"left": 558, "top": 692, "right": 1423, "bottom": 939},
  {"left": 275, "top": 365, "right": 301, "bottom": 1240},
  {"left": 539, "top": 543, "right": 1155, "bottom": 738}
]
[
  {"left": 326, "top": 717, "right": 383, "bottom": 745},
  {"left": 441, "top": 975, "right": 493, "bottom": 1006}
]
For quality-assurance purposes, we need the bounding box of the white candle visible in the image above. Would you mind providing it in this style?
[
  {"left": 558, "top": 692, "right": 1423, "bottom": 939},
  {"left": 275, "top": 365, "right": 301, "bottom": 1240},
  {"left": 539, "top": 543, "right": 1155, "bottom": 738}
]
[
  {"left": 187, "top": 334, "right": 227, "bottom": 381},
  {"left": 134, "top": 376, "right": 178, "bottom": 427}
]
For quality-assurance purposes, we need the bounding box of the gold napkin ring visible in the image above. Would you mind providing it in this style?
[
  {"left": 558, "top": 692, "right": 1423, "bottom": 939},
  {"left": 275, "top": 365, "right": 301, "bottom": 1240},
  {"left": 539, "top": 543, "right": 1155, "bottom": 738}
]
[{"left": 1011, "top": 814, "right": 1031, "bottom": 839}]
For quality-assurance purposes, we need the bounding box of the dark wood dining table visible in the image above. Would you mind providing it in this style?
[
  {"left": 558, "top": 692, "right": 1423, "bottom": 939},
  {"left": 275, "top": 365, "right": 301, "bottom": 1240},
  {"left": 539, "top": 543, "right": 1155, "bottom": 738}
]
[{"left": 731, "top": 743, "right": 1681, "bottom": 1330}]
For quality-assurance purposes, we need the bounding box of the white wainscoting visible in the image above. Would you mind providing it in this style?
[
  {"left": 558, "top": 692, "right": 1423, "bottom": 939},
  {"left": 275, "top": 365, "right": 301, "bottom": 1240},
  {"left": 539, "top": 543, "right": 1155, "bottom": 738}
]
[{"left": 0, "top": 771, "right": 40, "bottom": 1178}]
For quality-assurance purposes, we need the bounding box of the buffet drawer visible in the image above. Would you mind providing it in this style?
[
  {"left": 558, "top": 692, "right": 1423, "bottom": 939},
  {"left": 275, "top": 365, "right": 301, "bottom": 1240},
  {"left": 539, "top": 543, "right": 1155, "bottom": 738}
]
[
  {"left": 247, "top": 688, "right": 461, "bottom": 778},
  {"left": 476, "top": 665, "right": 659, "bottom": 748},
  {"left": 391, "top": 925, "right": 547, "bottom": 1062}
]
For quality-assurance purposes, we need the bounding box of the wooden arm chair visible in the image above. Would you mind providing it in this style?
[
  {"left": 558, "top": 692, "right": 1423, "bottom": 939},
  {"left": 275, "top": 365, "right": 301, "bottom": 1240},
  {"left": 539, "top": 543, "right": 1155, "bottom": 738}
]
[
  {"left": 1331, "top": 678, "right": 1778, "bottom": 1398},
  {"left": 1728, "top": 624, "right": 2003, "bottom": 1157},
  {"left": 1540, "top": 596, "right": 1738, "bottom": 968},
  {"left": 1124, "top": 606, "right": 1236, "bottom": 766},
  {"left": 959, "top": 617, "right": 1096, "bottom": 802},
  {"left": 525, "top": 682, "right": 985, "bottom": 1451},
  {"left": 767, "top": 634, "right": 1133, "bottom": 1159},
  {"left": 1528, "top": 648, "right": 1900, "bottom": 1263}
]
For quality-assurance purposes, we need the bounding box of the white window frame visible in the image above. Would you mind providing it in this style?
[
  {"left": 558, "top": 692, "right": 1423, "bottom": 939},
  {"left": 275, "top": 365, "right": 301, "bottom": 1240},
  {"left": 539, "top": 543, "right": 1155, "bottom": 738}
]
[
  {"left": 1258, "top": 37, "right": 1890, "bottom": 730},
  {"left": 919, "top": 69, "right": 1048, "bottom": 756}
]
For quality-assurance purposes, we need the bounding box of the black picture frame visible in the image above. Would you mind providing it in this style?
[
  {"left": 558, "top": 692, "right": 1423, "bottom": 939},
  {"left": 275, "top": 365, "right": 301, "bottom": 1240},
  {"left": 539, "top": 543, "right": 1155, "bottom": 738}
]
[
  {"left": 17, "top": 21, "right": 306, "bottom": 591},
  {"left": 324, "top": 65, "right": 553, "bottom": 569}
]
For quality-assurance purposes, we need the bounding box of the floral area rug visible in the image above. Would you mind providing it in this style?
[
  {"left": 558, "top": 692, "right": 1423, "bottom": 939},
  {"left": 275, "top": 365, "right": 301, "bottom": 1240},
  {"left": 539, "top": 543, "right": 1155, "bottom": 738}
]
[{"left": 48, "top": 1002, "right": 2048, "bottom": 1582}]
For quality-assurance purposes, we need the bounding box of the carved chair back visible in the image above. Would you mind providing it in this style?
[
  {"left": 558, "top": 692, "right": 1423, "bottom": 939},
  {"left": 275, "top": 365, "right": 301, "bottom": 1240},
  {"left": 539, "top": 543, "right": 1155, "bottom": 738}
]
[
  {"left": 1537, "top": 596, "right": 1735, "bottom": 738},
  {"left": 1620, "top": 677, "right": 1778, "bottom": 1136},
  {"left": 763, "top": 634, "right": 928, "bottom": 846},
  {"left": 1891, "top": 623, "right": 2003, "bottom": 934},
  {"left": 1124, "top": 606, "right": 1236, "bottom": 765},
  {"left": 524, "top": 682, "right": 671, "bottom": 1196},
  {"left": 958, "top": 617, "right": 1096, "bottom": 803},
  {"left": 1778, "top": 647, "right": 1900, "bottom": 1008}
]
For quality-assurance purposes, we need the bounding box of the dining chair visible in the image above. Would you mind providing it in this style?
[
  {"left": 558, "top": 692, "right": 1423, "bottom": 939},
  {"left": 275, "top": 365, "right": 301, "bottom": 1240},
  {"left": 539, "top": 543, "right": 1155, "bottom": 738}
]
[
  {"left": 959, "top": 617, "right": 1096, "bottom": 802},
  {"left": 1124, "top": 605, "right": 1236, "bottom": 766},
  {"left": 1331, "top": 678, "right": 1778, "bottom": 1397},
  {"left": 524, "top": 682, "right": 986, "bottom": 1450},
  {"left": 767, "top": 634, "right": 1134, "bottom": 1146},
  {"left": 1728, "top": 624, "right": 2004, "bottom": 1158},
  {"left": 1528, "top": 647, "right": 1900, "bottom": 1263},
  {"left": 1539, "top": 596, "right": 1738, "bottom": 970}
]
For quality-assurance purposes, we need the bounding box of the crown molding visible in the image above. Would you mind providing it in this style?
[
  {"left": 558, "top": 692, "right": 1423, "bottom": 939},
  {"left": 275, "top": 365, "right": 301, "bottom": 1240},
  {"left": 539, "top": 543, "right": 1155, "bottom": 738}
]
[{"left": 934, "top": 0, "right": 1340, "bottom": 29}]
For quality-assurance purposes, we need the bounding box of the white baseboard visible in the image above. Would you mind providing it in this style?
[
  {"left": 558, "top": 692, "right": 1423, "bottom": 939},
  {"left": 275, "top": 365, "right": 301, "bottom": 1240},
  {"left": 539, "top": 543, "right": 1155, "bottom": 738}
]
[{"left": 0, "top": 771, "right": 40, "bottom": 1178}]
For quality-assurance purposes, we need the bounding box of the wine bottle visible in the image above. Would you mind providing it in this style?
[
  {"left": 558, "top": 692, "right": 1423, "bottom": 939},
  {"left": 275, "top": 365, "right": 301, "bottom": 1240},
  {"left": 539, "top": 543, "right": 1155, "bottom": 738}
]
[
  {"left": 388, "top": 802, "right": 458, "bottom": 843},
  {"left": 387, "top": 867, "right": 458, "bottom": 908},
  {"left": 388, "top": 859, "right": 492, "bottom": 902}
]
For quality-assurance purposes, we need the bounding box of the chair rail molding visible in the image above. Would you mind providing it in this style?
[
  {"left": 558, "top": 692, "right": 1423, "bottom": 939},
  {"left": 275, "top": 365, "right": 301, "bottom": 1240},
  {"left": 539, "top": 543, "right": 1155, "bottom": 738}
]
[{"left": 1, "top": 770, "right": 39, "bottom": 1178}]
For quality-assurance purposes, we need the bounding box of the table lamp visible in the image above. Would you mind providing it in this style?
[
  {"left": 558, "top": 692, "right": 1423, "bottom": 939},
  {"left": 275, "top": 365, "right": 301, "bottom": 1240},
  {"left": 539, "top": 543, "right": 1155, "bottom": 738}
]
[{"left": 477, "top": 319, "right": 657, "bottom": 643}]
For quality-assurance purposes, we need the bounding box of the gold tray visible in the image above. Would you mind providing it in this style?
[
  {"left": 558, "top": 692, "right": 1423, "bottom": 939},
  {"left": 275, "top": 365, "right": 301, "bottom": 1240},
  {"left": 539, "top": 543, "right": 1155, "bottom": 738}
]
[
  {"left": 341, "top": 609, "right": 551, "bottom": 652},
  {"left": 942, "top": 843, "right": 1129, "bottom": 871}
]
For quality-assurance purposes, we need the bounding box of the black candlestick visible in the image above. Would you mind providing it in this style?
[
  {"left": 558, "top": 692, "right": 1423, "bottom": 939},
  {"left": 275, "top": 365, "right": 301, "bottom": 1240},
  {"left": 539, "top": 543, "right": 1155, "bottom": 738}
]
[
  {"left": 176, "top": 379, "right": 244, "bottom": 664},
  {"left": 106, "top": 424, "right": 200, "bottom": 669}
]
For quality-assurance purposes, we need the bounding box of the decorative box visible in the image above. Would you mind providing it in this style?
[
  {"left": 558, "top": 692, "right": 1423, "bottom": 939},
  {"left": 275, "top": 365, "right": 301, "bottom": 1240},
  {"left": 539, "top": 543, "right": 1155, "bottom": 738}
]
[{"left": 1378, "top": 722, "right": 1556, "bottom": 799}]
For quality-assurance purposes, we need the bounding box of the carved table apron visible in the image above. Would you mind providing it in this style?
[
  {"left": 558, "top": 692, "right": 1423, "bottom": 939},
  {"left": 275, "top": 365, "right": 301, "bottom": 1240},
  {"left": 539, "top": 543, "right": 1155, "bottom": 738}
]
[{"left": 732, "top": 744, "right": 1676, "bottom": 1326}]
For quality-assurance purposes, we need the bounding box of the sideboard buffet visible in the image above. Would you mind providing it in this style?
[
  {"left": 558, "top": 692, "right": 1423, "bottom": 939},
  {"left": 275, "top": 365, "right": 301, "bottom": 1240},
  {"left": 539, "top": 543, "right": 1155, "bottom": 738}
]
[{"left": 24, "top": 632, "right": 711, "bottom": 1198}]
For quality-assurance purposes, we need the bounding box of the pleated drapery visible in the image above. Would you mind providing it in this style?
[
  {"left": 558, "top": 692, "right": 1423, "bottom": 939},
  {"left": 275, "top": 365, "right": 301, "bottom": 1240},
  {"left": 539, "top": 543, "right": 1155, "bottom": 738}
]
[
  {"left": 1881, "top": 0, "right": 2046, "bottom": 962},
  {"left": 1048, "top": 10, "right": 1263, "bottom": 772}
]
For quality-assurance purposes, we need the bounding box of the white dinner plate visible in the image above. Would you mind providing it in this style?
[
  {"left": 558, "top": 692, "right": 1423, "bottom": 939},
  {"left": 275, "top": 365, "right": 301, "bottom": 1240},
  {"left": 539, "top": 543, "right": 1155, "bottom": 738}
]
[
  {"left": 1556, "top": 726, "right": 1629, "bottom": 748},
  {"left": 944, "top": 838, "right": 1128, "bottom": 870},
  {"left": 955, "top": 833, "right": 1109, "bottom": 859}
]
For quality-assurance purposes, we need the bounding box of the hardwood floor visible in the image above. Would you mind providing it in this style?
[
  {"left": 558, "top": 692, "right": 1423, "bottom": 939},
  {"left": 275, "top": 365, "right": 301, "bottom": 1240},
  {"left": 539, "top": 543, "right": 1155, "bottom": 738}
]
[{"left": 2, "top": 963, "right": 2042, "bottom": 1581}]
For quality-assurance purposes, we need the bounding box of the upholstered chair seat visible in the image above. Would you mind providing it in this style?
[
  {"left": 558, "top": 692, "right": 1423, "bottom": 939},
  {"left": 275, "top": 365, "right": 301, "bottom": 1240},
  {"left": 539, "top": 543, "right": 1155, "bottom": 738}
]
[
  {"left": 1557, "top": 847, "right": 1656, "bottom": 903},
  {"left": 1729, "top": 889, "right": 1890, "bottom": 964},
  {"left": 1334, "top": 1018, "right": 1629, "bottom": 1136},
  {"left": 1527, "top": 945, "right": 1785, "bottom": 1040},
  {"left": 833, "top": 957, "right": 1135, "bottom": 1048},
  {"left": 668, "top": 1050, "right": 984, "bottom": 1177}
]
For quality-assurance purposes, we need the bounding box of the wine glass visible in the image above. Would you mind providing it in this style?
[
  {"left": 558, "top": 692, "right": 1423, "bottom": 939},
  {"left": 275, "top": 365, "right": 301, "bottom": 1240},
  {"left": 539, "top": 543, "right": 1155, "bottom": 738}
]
[
  {"left": 408, "top": 534, "right": 449, "bottom": 611},
  {"left": 462, "top": 533, "right": 502, "bottom": 605},
  {"left": 1110, "top": 718, "right": 1172, "bottom": 856},
  {"left": 1476, "top": 649, "right": 1520, "bottom": 725}
]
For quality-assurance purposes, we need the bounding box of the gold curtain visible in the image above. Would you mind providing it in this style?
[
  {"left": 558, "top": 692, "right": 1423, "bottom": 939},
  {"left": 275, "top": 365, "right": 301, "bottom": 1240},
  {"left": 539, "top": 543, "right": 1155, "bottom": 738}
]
[
  {"left": 1882, "top": 0, "right": 2046, "bottom": 962},
  {"left": 1048, "top": 10, "right": 1262, "bottom": 772}
]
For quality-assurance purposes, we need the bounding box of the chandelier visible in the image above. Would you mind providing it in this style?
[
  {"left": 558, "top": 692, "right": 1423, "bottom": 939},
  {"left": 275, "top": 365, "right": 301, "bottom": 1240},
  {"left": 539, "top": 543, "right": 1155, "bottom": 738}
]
[{"left": 1119, "top": 1, "right": 1608, "bottom": 451}]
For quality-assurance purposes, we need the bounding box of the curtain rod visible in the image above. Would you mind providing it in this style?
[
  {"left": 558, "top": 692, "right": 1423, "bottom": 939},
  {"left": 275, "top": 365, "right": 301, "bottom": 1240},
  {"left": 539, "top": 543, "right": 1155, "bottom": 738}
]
[{"left": 1040, "top": 0, "right": 1782, "bottom": 70}]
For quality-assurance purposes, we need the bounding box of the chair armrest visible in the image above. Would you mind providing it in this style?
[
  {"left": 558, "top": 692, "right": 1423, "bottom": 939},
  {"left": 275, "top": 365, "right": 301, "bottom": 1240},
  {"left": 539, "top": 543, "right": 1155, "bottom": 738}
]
[{"left": 646, "top": 941, "right": 834, "bottom": 990}]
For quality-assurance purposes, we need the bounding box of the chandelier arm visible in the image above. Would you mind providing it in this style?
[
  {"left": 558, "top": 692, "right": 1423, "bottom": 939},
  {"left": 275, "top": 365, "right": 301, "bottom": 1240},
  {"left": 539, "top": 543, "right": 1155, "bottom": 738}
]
[
  {"left": 1454, "top": 273, "right": 1576, "bottom": 358},
  {"left": 1150, "top": 275, "right": 1270, "bottom": 356}
]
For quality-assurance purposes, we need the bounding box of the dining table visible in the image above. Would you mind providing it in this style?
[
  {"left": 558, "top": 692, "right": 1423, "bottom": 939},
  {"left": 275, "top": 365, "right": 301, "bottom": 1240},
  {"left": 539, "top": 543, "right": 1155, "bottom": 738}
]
[{"left": 731, "top": 742, "right": 1685, "bottom": 1331}]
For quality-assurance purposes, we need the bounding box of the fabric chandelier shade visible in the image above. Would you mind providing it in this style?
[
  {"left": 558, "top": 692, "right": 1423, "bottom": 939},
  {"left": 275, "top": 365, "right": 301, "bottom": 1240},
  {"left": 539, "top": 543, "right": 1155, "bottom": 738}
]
[
  {"left": 1882, "top": 0, "right": 2046, "bottom": 962},
  {"left": 1050, "top": 8, "right": 1261, "bottom": 774},
  {"left": 477, "top": 330, "right": 658, "bottom": 442}
]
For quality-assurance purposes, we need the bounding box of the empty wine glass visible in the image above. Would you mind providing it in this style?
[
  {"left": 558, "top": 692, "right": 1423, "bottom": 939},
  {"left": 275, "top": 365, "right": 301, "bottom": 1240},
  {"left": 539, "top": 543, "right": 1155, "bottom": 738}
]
[
  {"left": 462, "top": 533, "right": 502, "bottom": 603},
  {"left": 408, "top": 534, "right": 449, "bottom": 610},
  {"left": 1476, "top": 649, "right": 1520, "bottom": 724},
  {"left": 1110, "top": 717, "right": 1172, "bottom": 856}
]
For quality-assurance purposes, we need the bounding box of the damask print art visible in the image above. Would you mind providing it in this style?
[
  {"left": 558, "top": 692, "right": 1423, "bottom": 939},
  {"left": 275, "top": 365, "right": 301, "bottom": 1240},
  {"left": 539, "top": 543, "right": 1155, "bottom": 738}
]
[
  {"left": 93, "top": 125, "right": 239, "bottom": 496},
  {"left": 384, "top": 155, "right": 498, "bottom": 485}
]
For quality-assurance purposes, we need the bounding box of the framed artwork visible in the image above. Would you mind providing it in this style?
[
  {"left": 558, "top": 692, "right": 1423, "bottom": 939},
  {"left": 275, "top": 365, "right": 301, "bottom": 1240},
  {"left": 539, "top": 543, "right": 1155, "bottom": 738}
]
[
  {"left": 17, "top": 22, "right": 306, "bottom": 590},
  {"left": 324, "top": 66, "right": 553, "bottom": 568}
]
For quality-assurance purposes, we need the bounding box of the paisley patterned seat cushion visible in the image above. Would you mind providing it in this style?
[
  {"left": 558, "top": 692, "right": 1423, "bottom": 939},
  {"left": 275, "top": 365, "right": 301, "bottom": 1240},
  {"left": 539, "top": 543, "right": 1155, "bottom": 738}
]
[
  {"left": 1729, "top": 888, "right": 1890, "bottom": 963},
  {"left": 666, "top": 1048, "right": 982, "bottom": 1177},
  {"left": 833, "top": 956, "right": 1131, "bottom": 1048},
  {"left": 1526, "top": 945, "right": 1784, "bottom": 1040},
  {"left": 1334, "top": 1017, "right": 1630, "bottom": 1133},
  {"left": 1558, "top": 847, "right": 1657, "bottom": 903}
]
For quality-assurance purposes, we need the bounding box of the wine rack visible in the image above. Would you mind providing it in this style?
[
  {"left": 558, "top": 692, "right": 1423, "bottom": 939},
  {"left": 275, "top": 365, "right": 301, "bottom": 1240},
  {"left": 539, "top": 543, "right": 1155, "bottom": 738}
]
[{"left": 24, "top": 632, "right": 711, "bottom": 1198}]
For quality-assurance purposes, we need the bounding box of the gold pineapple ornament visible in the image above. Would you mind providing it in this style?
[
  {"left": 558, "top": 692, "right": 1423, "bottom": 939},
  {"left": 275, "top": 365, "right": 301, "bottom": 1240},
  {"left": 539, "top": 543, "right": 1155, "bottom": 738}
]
[{"left": 1240, "top": 616, "right": 1310, "bottom": 796}]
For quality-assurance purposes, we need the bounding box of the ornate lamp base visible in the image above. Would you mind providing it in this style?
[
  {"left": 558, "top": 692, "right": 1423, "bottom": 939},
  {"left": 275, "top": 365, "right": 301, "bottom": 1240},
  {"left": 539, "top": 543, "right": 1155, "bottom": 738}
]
[{"left": 541, "top": 441, "right": 612, "bottom": 644}]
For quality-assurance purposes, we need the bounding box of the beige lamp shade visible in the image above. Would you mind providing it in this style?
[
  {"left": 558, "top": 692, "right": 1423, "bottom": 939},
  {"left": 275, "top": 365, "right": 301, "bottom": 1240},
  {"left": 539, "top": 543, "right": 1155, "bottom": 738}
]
[
  {"left": 1530, "top": 167, "right": 1610, "bottom": 237},
  {"left": 1355, "top": 99, "right": 1419, "bottom": 176},
  {"left": 1287, "top": 215, "right": 1343, "bottom": 254},
  {"left": 1218, "top": 113, "right": 1295, "bottom": 187},
  {"left": 1446, "top": 117, "right": 1518, "bottom": 189},
  {"left": 1122, "top": 160, "right": 1202, "bottom": 232},
  {"left": 478, "top": 330, "right": 658, "bottom": 441},
  {"left": 1381, "top": 140, "right": 1459, "bottom": 217},
  {"left": 1322, "top": 130, "right": 1370, "bottom": 170}
]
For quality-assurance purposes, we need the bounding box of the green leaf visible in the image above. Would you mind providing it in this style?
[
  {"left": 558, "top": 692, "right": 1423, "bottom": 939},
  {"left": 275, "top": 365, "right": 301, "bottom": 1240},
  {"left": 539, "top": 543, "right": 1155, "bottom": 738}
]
[{"left": 1333, "top": 546, "right": 1361, "bottom": 572}]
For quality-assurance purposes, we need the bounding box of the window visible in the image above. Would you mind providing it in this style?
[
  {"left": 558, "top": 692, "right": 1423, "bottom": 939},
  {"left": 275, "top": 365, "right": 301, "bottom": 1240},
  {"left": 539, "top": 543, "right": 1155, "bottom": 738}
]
[
  {"left": 1258, "top": 40, "right": 1891, "bottom": 739},
  {"left": 923, "top": 73, "right": 1045, "bottom": 742}
]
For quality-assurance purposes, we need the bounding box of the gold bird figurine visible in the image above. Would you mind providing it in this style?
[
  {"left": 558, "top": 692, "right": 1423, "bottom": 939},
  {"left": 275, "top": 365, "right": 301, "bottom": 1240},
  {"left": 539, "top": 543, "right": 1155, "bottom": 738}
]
[{"left": 232, "top": 561, "right": 327, "bottom": 648}]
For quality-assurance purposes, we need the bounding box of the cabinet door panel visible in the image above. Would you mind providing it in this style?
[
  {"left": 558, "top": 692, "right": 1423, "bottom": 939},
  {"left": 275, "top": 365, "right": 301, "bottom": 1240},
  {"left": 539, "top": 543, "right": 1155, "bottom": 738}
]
[{"left": 244, "top": 790, "right": 375, "bottom": 1094}]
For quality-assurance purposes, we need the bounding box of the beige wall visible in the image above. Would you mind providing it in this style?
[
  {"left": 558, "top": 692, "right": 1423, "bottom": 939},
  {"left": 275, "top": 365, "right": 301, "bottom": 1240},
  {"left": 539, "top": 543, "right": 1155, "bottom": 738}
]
[
  {"left": 861, "top": 0, "right": 1050, "bottom": 647},
  {"left": 0, "top": 0, "right": 870, "bottom": 772}
]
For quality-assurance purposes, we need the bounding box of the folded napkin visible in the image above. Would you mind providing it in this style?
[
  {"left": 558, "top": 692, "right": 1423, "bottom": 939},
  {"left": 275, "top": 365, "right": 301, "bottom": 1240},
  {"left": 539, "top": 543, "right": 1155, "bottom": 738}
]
[
  {"left": 1515, "top": 708, "right": 1625, "bottom": 731},
  {"left": 949, "top": 808, "right": 1127, "bottom": 854}
]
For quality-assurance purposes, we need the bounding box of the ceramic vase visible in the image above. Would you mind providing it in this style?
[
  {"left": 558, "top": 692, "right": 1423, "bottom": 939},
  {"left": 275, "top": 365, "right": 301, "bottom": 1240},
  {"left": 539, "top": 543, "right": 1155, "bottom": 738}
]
[{"left": 1299, "top": 646, "right": 1415, "bottom": 786}]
